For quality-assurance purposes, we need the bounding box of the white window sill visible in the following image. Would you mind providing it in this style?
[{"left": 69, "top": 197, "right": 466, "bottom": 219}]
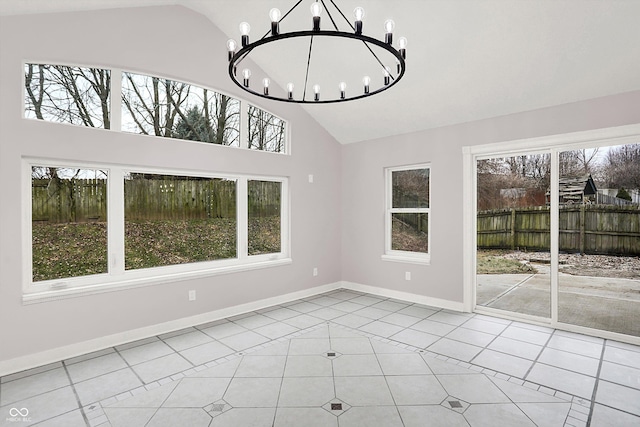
[
  {"left": 23, "top": 258, "right": 292, "bottom": 305},
  {"left": 381, "top": 254, "right": 431, "bottom": 265}
]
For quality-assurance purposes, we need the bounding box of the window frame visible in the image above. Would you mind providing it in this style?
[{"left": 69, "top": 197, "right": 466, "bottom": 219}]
[
  {"left": 22, "top": 157, "right": 290, "bottom": 303},
  {"left": 382, "top": 163, "right": 431, "bottom": 265},
  {"left": 22, "top": 61, "right": 290, "bottom": 155}
]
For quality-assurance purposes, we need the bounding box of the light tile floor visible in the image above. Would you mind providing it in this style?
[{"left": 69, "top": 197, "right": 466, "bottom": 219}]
[{"left": 1, "top": 289, "right": 639, "bottom": 426}]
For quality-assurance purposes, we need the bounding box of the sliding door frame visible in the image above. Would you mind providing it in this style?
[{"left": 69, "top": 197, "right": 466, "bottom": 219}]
[{"left": 463, "top": 123, "right": 640, "bottom": 345}]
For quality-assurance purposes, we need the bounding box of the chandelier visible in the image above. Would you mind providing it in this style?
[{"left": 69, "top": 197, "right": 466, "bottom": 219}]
[{"left": 226, "top": 0, "right": 407, "bottom": 104}]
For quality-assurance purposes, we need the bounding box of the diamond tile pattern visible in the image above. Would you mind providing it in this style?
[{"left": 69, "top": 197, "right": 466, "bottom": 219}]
[{"left": 1, "top": 289, "right": 639, "bottom": 427}]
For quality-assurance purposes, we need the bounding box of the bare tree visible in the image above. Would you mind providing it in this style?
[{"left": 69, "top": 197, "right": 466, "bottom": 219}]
[
  {"left": 248, "top": 106, "right": 285, "bottom": 152},
  {"left": 24, "top": 64, "right": 111, "bottom": 128},
  {"left": 603, "top": 144, "right": 640, "bottom": 189}
]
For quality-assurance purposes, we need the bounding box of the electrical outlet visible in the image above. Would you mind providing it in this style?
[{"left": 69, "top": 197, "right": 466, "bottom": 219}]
[
  {"left": 308, "top": 174, "right": 314, "bottom": 183},
  {"left": 313, "top": 267, "right": 318, "bottom": 276},
  {"left": 188, "top": 290, "right": 196, "bottom": 301},
  {"left": 405, "top": 272, "right": 411, "bottom": 281}
]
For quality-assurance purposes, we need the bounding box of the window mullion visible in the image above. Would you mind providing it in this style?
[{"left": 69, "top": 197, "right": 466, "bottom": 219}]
[
  {"left": 237, "top": 177, "right": 248, "bottom": 260},
  {"left": 240, "top": 100, "right": 248, "bottom": 149},
  {"left": 110, "top": 68, "right": 122, "bottom": 131},
  {"left": 109, "top": 167, "right": 125, "bottom": 275}
]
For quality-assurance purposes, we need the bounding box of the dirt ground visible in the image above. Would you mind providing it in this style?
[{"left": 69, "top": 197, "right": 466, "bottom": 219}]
[{"left": 498, "top": 251, "right": 640, "bottom": 280}]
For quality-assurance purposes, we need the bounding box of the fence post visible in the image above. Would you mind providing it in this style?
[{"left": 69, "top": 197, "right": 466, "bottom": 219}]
[
  {"left": 580, "top": 202, "right": 586, "bottom": 254},
  {"left": 511, "top": 208, "right": 516, "bottom": 250}
]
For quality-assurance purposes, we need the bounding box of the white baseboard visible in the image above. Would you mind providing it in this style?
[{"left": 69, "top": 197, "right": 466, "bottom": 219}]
[
  {"left": 0, "top": 282, "right": 342, "bottom": 377},
  {"left": 340, "top": 281, "right": 465, "bottom": 312}
]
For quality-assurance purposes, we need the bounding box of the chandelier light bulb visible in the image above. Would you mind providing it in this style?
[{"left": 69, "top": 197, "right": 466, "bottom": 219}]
[
  {"left": 384, "top": 19, "right": 395, "bottom": 44},
  {"left": 239, "top": 22, "right": 251, "bottom": 47},
  {"left": 311, "top": 2, "right": 322, "bottom": 31},
  {"left": 310, "top": 2, "right": 323, "bottom": 17},
  {"left": 227, "top": 39, "right": 237, "bottom": 61},
  {"left": 313, "top": 84, "right": 321, "bottom": 101},
  {"left": 263, "top": 78, "right": 270, "bottom": 95},
  {"left": 269, "top": 8, "right": 282, "bottom": 22},
  {"left": 384, "top": 19, "right": 395, "bottom": 33},
  {"left": 269, "top": 8, "right": 281, "bottom": 35},
  {"left": 239, "top": 22, "right": 251, "bottom": 35},
  {"left": 363, "top": 75, "right": 371, "bottom": 94},
  {"left": 383, "top": 67, "right": 391, "bottom": 85},
  {"left": 287, "top": 82, "right": 294, "bottom": 100},
  {"left": 242, "top": 68, "right": 251, "bottom": 87},
  {"left": 398, "top": 36, "right": 407, "bottom": 59},
  {"left": 354, "top": 6, "right": 365, "bottom": 34},
  {"left": 339, "top": 82, "right": 347, "bottom": 99}
]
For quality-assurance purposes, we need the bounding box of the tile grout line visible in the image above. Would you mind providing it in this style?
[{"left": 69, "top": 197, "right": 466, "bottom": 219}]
[
  {"left": 586, "top": 339, "right": 608, "bottom": 427},
  {"left": 522, "top": 325, "right": 556, "bottom": 380},
  {"left": 95, "top": 322, "right": 326, "bottom": 410},
  {"left": 60, "top": 360, "right": 92, "bottom": 427}
]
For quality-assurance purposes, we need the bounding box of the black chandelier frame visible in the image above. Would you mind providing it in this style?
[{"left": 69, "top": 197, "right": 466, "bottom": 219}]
[{"left": 227, "top": 0, "right": 407, "bottom": 104}]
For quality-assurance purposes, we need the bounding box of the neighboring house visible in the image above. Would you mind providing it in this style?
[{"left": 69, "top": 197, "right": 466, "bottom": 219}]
[{"left": 547, "top": 175, "right": 597, "bottom": 204}]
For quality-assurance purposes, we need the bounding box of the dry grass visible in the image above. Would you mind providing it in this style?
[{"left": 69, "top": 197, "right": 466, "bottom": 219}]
[
  {"left": 477, "top": 250, "right": 535, "bottom": 274},
  {"left": 32, "top": 217, "right": 280, "bottom": 281}
]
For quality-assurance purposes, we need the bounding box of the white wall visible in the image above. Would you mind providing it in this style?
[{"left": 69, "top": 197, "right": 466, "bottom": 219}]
[
  {"left": 0, "top": 6, "right": 342, "bottom": 364},
  {"left": 2, "top": 4, "right": 639, "bottom": 372},
  {"left": 341, "top": 91, "right": 640, "bottom": 302}
]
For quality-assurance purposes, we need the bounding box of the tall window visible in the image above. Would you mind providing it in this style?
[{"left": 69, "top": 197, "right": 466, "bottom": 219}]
[
  {"left": 31, "top": 166, "right": 108, "bottom": 281},
  {"left": 248, "top": 180, "right": 282, "bottom": 255},
  {"left": 385, "top": 164, "right": 431, "bottom": 262},
  {"left": 24, "top": 64, "right": 111, "bottom": 128},
  {"left": 121, "top": 72, "right": 240, "bottom": 146}
]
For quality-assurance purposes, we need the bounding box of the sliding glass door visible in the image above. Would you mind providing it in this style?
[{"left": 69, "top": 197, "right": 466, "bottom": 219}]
[
  {"left": 473, "top": 141, "right": 640, "bottom": 339},
  {"left": 476, "top": 153, "right": 551, "bottom": 320},
  {"left": 556, "top": 144, "right": 640, "bottom": 337}
]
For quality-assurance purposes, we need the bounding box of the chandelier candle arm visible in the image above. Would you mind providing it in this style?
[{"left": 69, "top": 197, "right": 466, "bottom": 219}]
[{"left": 227, "top": 0, "right": 406, "bottom": 104}]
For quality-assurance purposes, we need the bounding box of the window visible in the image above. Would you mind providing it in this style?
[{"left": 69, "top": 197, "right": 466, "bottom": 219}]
[
  {"left": 31, "top": 166, "right": 108, "bottom": 282},
  {"left": 248, "top": 105, "right": 287, "bottom": 153},
  {"left": 121, "top": 72, "right": 240, "bottom": 146},
  {"left": 25, "top": 159, "right": 290, "bottom": 301},
  {"left": 24, "top": 64, "right": 111, "bottom": 128},
  {"left": 23, "top": 63, "right": 289, "bottom": 154},
  {"left": 248, "top": 180, "right": 282, "bottom": 255},
  {"left": 124, "top": 173, "right": 237, "bottom": 270},
  {"left": 384, "top": 164, "right": 431, "bottom": 263}
]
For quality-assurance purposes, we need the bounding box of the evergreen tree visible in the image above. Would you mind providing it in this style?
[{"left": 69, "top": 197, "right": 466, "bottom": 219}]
[
  {"left": 173, "top": 106, "right": 211, "bottom": 142},
  {"left": 616, "top": 187, "right": 632, "bottom": 201}
]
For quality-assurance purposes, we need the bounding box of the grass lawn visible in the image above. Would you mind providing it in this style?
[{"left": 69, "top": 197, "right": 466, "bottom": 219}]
[
  {"left": 32, "top": 217, "right": 280, "bottom": 282},
  {"left": 477, "top": 249, "right": 535, "bottom": 274}
]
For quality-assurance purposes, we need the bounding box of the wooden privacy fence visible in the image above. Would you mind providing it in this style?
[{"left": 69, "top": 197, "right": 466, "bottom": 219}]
[
  {"left": 477, "top": 205, "right": 640, "bottom": 256},
  {"left": 124, "top": 178, "right": 237, "bottom": 220},
  {"left": 32, "top": 179, "right": 107, "bottom": 223},
  {"left": 33, "top": 178, "right": 280, "bottom": 223}
]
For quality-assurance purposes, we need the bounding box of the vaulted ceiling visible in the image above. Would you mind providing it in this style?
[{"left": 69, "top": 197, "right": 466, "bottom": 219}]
[{"left": 2, "top": 0, "right": 640, "bottom": 144}]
